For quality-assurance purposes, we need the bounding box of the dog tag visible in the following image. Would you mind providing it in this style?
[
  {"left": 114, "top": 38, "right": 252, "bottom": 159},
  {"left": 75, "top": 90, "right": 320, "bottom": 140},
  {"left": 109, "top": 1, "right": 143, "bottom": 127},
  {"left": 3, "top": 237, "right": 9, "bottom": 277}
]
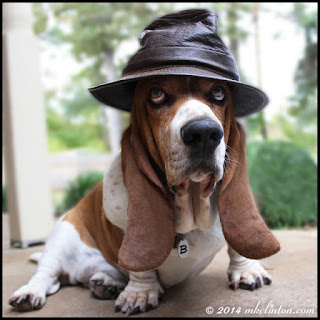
[{"left": 178, "top": 238, "right": 189, "bottom": 259}]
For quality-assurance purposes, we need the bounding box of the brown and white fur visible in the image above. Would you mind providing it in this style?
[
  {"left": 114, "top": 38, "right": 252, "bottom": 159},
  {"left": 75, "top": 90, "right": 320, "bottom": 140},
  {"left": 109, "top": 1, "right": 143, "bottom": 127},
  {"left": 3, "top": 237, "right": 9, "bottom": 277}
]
[{"left": 9, "top": 76, "right": 275, "bottom": 315}]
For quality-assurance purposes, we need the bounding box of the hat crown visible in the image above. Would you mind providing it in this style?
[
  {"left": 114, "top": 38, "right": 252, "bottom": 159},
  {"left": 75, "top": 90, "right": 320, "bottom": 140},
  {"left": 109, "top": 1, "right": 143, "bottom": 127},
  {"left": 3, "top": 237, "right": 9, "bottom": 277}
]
[
  {"left": 123, "top": 9, "right": 239, "bottom": 81},
  {"left": 139, "top": 9, "right": 219, "bottom": 49},
  {"left": 140, "top": 9, "right": 217, "bottom": 41}
]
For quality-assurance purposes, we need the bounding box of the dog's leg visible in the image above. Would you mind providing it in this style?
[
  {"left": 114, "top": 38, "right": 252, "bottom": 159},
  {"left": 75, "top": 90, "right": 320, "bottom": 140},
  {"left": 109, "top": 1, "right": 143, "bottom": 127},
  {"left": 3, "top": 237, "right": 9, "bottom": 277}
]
[
  {"left": 227, "top": 246, "right": 272, "bottom": 291},
  {"left": 8, "top": 219, "right": 72, "bottom": 311},
  {"left": 9, "top": 218, "right": 127, "bottom": 311},
  {"left": 114, "top": 271, "right": 164, "bottom": 315},
  {"left": 9, "top": 250, "right": 61, "bottom": 311}
]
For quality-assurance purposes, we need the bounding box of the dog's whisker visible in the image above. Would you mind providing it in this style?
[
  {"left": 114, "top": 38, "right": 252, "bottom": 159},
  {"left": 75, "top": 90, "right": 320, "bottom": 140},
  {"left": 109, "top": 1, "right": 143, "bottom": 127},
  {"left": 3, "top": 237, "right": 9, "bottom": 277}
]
[
  {"left": 225, "top": 149, "right": 242, "bottom": 166},
  {"left": 223, "top": 151, "right": 242, "bottom": 174},
  {"left": 226, "top": 145, "right": 238, "bottom": 154}
]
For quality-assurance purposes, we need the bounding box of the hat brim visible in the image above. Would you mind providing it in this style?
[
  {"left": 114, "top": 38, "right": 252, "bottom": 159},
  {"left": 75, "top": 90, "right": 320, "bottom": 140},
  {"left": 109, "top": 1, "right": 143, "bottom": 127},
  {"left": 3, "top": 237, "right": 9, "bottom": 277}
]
[{"left": 88, "top": 66, "right": 268, "bottom": 118}]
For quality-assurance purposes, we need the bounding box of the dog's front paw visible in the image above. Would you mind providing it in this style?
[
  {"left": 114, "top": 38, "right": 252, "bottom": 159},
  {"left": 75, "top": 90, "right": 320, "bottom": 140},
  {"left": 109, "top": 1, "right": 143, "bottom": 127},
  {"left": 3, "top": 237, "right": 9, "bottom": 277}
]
[
  {"left": 114, "top": 280, "right": 164, "bottom": 315},
  {"left": 227, "top": 259, "right": 272, "bottom": 291},
  {"left": 9, "top": 285, "right": 46, "bottom": 311}
]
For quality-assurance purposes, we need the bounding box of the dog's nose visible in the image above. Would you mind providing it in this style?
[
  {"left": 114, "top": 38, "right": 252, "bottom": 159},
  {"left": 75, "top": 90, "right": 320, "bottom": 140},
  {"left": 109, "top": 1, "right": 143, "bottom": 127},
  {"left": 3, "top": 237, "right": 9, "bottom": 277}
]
[{"left": 181, "top": 119, "right": 223, "bottom": 152}]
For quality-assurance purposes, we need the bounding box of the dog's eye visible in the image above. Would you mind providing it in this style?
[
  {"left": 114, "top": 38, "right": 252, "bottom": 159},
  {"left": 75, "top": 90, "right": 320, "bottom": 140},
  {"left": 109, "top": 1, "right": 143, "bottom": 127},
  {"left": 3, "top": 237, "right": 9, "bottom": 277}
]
[
  {"left": 212, "top": 87, "right": 225, "bottom": 101},
  {"left": 149, "top": 88, "right": 166, "bottom": 105},
  {"left": 209, "top": 86, "right": 226, "bottom": 105}
]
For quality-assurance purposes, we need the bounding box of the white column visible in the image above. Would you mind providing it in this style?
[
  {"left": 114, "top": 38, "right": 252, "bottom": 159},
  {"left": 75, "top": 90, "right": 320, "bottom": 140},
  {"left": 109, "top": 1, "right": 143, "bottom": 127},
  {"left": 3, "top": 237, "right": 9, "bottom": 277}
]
[
  {"left": 3, "top": 3, "right": 55, "bottom": 247},
  {"left": 103, "top": 51, "right": 122, "bottom": 155}
]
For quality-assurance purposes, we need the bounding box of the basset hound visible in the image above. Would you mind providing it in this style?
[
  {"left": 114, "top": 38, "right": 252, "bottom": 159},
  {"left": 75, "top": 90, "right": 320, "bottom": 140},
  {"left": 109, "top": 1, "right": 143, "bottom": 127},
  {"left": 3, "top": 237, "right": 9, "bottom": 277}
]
[{"left": 9, "top": 75, "right": 280, "bottom": 315}]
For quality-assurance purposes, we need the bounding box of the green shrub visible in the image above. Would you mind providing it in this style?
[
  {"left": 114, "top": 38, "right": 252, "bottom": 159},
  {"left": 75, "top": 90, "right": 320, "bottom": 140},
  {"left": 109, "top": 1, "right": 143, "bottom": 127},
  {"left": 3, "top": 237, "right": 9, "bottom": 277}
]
[
  {"left": 56, "top": 171, "right": 104, "bottom": 216},
  {"left": 2, "top": 186, "right": 7, "bottom": 212},
  {"left": 247, "top": 140, "right": 317, "bottom": 229}
]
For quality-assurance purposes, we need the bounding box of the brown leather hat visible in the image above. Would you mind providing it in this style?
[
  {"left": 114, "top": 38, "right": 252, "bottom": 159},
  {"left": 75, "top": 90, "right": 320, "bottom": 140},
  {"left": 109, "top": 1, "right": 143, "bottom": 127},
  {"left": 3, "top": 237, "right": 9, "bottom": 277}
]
[{"left": 89, "top": 9, "right": 268, "bottom": 117}]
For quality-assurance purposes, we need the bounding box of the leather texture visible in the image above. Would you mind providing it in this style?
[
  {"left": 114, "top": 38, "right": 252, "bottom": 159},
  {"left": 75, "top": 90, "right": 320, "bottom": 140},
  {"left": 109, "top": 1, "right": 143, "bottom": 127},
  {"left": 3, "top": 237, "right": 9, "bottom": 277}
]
[{"left": 123, "top": 10, "right": 239, "bottom": 81}]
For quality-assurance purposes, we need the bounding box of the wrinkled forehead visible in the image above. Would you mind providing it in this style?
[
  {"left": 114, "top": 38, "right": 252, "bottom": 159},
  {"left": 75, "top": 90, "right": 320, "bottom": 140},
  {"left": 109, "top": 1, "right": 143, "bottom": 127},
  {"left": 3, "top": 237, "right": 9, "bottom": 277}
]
[{"left": 134, "top": 75, "right": 228, "bottom": 97}]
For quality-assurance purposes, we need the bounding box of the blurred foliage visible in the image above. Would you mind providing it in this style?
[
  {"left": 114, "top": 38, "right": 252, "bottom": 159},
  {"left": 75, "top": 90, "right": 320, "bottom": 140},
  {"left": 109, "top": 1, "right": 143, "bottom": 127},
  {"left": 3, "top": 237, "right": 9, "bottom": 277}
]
[
  {"left": 33, "top": 3, "right": 175, "bottom": 65},
  {"left": 2, "top": 186, "right": 7, "bottom": 212},
  {"left": 46, "top": 105, "right": 107, "bottom": 153},
  {"left": 247, "top": 3, "right": 317, "bottom": 147},
  {"left": 247, "top": 141, "right": 317, "bottom": 229},
  {"left": 270, "top": 114, "right": 317, "bottom": 156},
  {"left": 287, "top": 3, "right": 317, "bottom": 137},
  {"left": 55, "top": 171, "right": 104, "bottom": 216}
]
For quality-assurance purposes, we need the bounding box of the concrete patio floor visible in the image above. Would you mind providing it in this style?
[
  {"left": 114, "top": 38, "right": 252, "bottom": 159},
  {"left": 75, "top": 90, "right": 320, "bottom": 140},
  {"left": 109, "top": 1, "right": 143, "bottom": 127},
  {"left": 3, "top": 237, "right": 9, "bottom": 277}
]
[{"left": 2, "top": 214, "right": 317, "bottom": 318}]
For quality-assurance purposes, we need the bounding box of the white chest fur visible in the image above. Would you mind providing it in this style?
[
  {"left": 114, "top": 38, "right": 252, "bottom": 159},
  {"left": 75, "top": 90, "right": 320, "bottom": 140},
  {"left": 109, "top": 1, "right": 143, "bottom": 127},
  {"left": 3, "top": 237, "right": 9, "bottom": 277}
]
[
  {"left": 157, "top": 216, "right": 225, "bottom": 288},
  {"left": 102, "top": 153, "right": 226, "bottom": 288},
  {"left": 102, "top": 153, "right": 128, "bottom": 231}
]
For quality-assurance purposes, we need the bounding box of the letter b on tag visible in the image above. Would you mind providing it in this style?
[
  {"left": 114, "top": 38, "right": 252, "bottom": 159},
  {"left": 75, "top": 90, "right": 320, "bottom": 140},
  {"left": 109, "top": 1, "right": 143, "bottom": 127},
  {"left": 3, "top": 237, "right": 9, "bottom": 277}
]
[{"left": 178, "top": 239, "right": 189, "bottom": 259}]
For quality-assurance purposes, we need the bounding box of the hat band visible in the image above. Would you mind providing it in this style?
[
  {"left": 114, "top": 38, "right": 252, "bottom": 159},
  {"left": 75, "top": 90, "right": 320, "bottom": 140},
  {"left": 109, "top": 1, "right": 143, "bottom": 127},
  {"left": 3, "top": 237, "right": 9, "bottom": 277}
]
[{"left": 122, "top": 46, "right": 239, "bottom": 81}]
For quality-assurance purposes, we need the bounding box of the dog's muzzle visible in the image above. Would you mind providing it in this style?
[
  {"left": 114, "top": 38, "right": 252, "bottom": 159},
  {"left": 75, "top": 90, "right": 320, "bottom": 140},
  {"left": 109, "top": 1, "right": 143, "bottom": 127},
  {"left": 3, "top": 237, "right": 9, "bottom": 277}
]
[{"left": 181, "top": 118, "right": 223, "bottom": 154}]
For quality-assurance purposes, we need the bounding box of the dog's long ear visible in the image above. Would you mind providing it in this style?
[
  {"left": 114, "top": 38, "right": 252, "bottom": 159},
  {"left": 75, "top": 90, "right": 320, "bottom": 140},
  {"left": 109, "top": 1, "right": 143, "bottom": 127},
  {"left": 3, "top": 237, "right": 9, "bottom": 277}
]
[
  {"left": 118, "top": 123, "right": 175, "bottom": 272},
  {"left": 218, "top": 111, "right": 280, "bottom": 259}
]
